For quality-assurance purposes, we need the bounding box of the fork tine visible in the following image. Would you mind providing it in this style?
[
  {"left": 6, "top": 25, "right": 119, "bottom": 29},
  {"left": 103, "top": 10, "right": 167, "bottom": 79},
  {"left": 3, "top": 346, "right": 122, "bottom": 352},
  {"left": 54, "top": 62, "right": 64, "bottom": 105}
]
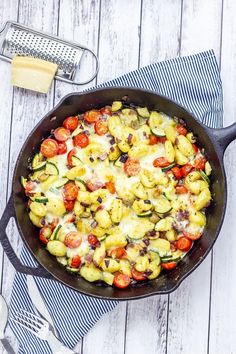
[
  {"left": 18, "top": 309, "right": 45, "bottom": 325},
  {"left": 14, "top": 313, "right": 41, "bottom": 331},
  {"left": 10, "top": 318, "right": 39, "bottom": 335}
]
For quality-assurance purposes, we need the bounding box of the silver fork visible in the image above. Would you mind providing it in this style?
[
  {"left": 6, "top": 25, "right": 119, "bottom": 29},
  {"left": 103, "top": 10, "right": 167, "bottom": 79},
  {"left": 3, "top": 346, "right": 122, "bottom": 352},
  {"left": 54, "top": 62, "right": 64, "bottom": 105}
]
[{"left": 11, "top": 309, "right": 75, "bottom": 354}]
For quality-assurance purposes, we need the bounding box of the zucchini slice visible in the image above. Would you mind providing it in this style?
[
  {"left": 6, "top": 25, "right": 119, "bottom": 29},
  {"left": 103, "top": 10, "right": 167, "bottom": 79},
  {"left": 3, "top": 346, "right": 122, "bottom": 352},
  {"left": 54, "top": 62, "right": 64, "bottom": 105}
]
[
  {"left": 55, "top": 178, "right": 69, "bottom": 189},
  {"left": 75, "top": 178, "right": 87, "bottom": 191},
  {"left": 51, "top": 224, "right": 62, "bottom": 240},
  {"left": 153, "top": 196, "right": 172, "bottom": 214},
  {"left": 114, "top": 157, "right": 123, "bottom": 167},
  {"left": 137, "top": 211, "right": 152, "bottom": 218},
  {"left": 137, "top": 107, "right": 150, "bottom": 118},
  {"left": 162, "top": 163, "right": 176, "bottom": 172},
  {"left": 200, "top": 170, "right": 210, "bottom": 184},
  {"left": 32, "top": 153, "right": 46, "bottom": 171},
  {"left": 71, "top": 155, "right": 83, "bottom": 166},
  {"left": 21, "top": 176, "right": 27, "bottom": 188},
  {"left": 151, "top": 128, "right": 166, "bottom": 137},
  {"left": 66, "top": 266, "right": 80, "bottom": 274},
  {"left": 45, "top": 162, "right": 59, "bottom": 176},
  {"left": 34, "top": 197, "right": 49, "bottom": 203},
  {"left": 112, "top": 101, "right": 122, "bottom": 112},
  {"left": 161, "top": 256, "right": 181, "bottom": 263}
]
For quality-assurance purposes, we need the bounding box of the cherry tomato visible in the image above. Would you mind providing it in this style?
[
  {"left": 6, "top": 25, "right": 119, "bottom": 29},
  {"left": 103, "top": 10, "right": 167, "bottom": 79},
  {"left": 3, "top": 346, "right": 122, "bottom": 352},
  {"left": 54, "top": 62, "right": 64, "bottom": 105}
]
[
  {"left": 124, "top": 158, "right": 141, "bottom": 176},
  {"left": 63, "top": 116, "right": 79, "bottom": 131},
  {"left": 192, "top": 143, "right": 198, "bottom": 154},
  {"left": 94, "top": 120, "right": 108, "bottom": 135},
  {"left": 177, "top": 236, "right": 193, "bottom": 252},
  {"left": 194, "top": 157, "right": 206, "bottom": 170},
  {"left": 50, "top": 218, "right": 59, "bottom": 230},
  {"left": 176, "top": 124, "right": 187, "bottom": 136},
  {"left": 100, "top": 106, "right": 112, "bottom": 116},
  {"left": 176, "top": 185, "right": 188, "bottom": 194},
  {"left": 111, "top": 247, "right": 127, "bottom": 259},
  {"left": 25, "top": 181, "right": 37, "bottom": 195},
  {"left": 158, "top": 137, "right": 167, "bottom": 143},
  {"left": 63, "top": 182, "right": 78, "bottom": 201},
  {"left": 183, "top": 231, "right": 202, "bottom": 240},
  {"left": 153, "top": 157, "right": 170, "bottom": 168},
  {"left": 149, "top": 134, "right": 158, "bottom": 145},
  {"left": 161, "top": 262, "right": 177, "bottom": 270},
  {"left": 88, "top": 234, "right": 99, "bottom": 246},
  {"left": 105, "top": 181, "right": 116, "bottom": 194},
  {"left": 84, "top": 109, "right": 101, "bottom": 123},
  {"left": 113, "top": 273, "right": 131, "bottom": 289},
  {"left": 131, "top": 268, "right": 146, "bottom": 281},
  {"left": 40, "top": 138, "right": 58, "bottom": 158},
  {"left": 69, "top": 255, "right": 81, "bottom": 268},
  {"left": 86, "top": 180, "right": 104, "bottom": 192},
  {"left": 73, "top": 133, "right": 89, "bottom": 148},
  {"left": 67, "top": 148, "right": 77, "bottom": 167},
  {"left": 171, "top": 166, "right": 182, "bottom": 180},
  {"left": 39, "top": 226, "right": 52, "bottom": 244},
  {"left": 180, "top": 163, "right": 193, "bottom": 177},
  {"left": 57, "top": 141, "right": 67, "bottom": 155},
  {"left": 64, "top": 231, "right": 82, "bottom": 248},
  {"left": 64, "top": 199, "right": 75, "bottom": 211},
  {"left": 54, "top": 127, "right": 70, "bottom": 142}
]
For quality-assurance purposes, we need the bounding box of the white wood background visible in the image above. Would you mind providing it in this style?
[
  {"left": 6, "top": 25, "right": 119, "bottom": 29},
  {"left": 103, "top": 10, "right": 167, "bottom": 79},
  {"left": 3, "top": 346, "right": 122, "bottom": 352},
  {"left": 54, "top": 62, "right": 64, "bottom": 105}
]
[{"left": 0, "top": 0, "right": 236, "bottom": 353}]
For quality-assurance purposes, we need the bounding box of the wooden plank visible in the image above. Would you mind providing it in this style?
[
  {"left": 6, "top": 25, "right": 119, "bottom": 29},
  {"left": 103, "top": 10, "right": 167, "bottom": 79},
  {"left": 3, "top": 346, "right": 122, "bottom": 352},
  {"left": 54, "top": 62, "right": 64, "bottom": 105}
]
[
  {"left": 180, "top": 0, "right": 223, "bottom": 59},
  {"left": 208, "top": 0, "right": 236, "bottom": 353},
  {"left": 140, "top": 0, "right": 182, "bottom": 66},
  {"left": 167, "top": 1, "right": 223, "bottom": 354},
  {"left": 1, "top": 0, "right": 59, "bottom": 318},
  {"left": 82, "top": 1, "right": 141, "bottom": 353},
  {"left": 124, "top": 2, "right": 182, "bottom": 354}
]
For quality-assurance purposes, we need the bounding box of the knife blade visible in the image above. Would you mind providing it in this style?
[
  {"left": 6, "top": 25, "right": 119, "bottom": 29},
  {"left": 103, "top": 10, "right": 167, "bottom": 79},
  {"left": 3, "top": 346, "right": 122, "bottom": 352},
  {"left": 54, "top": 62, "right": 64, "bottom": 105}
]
[{"left": 26, "top": 275, "right": 58, "bottom": 336}]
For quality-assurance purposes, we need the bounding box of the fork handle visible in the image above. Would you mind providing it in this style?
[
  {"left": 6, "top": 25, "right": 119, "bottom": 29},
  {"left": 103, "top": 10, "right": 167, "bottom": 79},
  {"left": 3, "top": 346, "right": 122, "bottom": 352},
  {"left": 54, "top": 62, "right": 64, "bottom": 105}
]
[
  {"left": 1, "top": 338, "right": 16, "bottom": 354},
  {"left": 47, "top": 331, "right": 75, "bottom": 354}
]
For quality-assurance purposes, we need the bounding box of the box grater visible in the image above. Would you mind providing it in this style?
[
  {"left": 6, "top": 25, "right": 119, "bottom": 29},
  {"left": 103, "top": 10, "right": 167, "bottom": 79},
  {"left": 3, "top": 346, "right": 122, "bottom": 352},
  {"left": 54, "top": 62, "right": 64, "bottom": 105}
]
[{"left": 0, "top": 21, "right": 99, "bottom": 85}]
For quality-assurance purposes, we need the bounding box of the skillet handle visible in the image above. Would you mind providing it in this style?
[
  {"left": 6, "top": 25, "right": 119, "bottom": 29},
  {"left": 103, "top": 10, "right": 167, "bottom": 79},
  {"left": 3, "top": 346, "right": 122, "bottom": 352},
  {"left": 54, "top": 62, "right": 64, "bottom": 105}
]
[
  {"left": 0, "top": 193, "right": 52, "bottom": 279},
  {"left": 206, "top": 122, "right": 236, "bottom": 154}
]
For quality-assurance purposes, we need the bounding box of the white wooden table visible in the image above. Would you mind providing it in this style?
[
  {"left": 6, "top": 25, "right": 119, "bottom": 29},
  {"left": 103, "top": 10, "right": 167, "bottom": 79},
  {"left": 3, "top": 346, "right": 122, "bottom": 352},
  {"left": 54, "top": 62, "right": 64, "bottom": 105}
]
[{"left": 0, "top": 1, "right": 236, "bottom": 353}]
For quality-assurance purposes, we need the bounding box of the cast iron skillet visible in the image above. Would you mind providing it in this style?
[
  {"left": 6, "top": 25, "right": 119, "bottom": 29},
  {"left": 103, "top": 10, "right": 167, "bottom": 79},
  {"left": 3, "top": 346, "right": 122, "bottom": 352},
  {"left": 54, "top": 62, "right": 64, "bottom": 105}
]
[{"left": 0, "top": 87, "right": 236, "bottom": 301}]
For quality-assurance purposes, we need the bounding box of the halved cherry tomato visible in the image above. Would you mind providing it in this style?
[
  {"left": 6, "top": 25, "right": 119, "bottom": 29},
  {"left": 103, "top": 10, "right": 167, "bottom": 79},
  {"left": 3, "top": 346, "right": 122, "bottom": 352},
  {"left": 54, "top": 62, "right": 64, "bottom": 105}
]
[
  {"left": 149, "top": 134, "right": 158, "bottom": 145},
  {"left": 25, "top": 181, "right": 37, "bottom": 195},
  {"left": 192, "top": 143, "right": 198, "bottom": 154},
  {"left": 124, "top": 158, "right": 141, "bottom": 176},
  {"left": 153, "top": 157, "right": 170, "bottom": 168},
  {"left": 64, "top": 231, "right": 82, "bottom": 248},
  {"left": 161, "top": 262, "right": 177, "bottom": 270},
  {"left": 69, "top": 255, "right": 81, "bottom": 268},
  {"left": 158, "top": 137, "right": 167, "bottom": 143},
  {"left": 131, "top": 268, "right": 146, "bottom": 281},
  {"left": 88, "top": 234, "right": 99, "bottom": 246},
  {"left": 100, "top": 106, "right": 112, "bottom": 116},
  {"left": 73, "top": 133, "right": 89, "bottom": 148},
  {"left": 183, "top": 231, "right": 202, "bottom": 240},
  {"left": 54, "top": 127, "right": 70, "bottom": 142},
  {"left": 39, "top": 226, "right": 52, "bottom": 244},
  {"left": 111, "top": 247, "right": 127, "bottom": 259},
  {"left": 84, "top": 110, "right": 101, "bottom": 123},
  {"left": 177, "top": 236, "right": 192, "bottom": 251},
  {"left": 194, "top": 157, "right": 206, "bottom": 170},
  {"left": 94, "top": 120, "right": 108, "bottom": 135},
  {"left": 176, "top": 185, "right": 188, "bottom": 194},
  {"left": 105, "top": 181, "right": 116, "bottom": 194},
  {"left": 67, "top": 148, "right": 77, "bottom": 167},
  {"left": 86, "top": 180, "right": 104, "bottom": 192},
  {"left": 171, "top": 166, "right": 182, "bottom": 180},
  {"left": 176, "top": 124, "right": 187, "bottom": 136},
  {"left": 180, "top": 163, "right": 193, "bottom": 177},
  {"left": 63, "top": 116, "right": 79, "bottom": 131},
  {"left": 63, "top": 182, "right": 78, "bottom": 200},
  {"left": 57, "top": 141, "right": 67, "bottom": 155},
  {"left": 40, "top": 138, "right": 58, "bottom": 158},
  {"left": 113, "top": 273, "right": 131, "bottom": 289},
  {"left": 64, "top": 199, "right": 75, "bottom": 212}
]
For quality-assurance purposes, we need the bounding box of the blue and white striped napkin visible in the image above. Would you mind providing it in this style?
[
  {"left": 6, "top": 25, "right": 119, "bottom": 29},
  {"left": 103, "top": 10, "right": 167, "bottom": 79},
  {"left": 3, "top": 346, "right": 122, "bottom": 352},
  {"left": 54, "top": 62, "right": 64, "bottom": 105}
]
[{"left": 9, "top": 49, "right": 223, "bottom": 354}]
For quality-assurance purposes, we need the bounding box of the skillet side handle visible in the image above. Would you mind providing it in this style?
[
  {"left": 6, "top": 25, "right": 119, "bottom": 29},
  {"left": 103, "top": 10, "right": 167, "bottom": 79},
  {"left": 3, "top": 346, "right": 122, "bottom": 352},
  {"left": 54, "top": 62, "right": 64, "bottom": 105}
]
[
  {"left": 0, "top": 193, "right": 52, "bottom": 279},
  {"left": 207, "top": 122, "right": 236, "bottom": 154}
]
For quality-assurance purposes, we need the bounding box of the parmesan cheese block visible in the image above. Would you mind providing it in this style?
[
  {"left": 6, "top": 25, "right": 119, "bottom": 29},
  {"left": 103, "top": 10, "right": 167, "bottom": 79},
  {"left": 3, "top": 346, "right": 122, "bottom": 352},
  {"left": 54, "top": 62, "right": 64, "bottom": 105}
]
[{"left": 11, "top": 56, "right": 58, "bottom": 93}]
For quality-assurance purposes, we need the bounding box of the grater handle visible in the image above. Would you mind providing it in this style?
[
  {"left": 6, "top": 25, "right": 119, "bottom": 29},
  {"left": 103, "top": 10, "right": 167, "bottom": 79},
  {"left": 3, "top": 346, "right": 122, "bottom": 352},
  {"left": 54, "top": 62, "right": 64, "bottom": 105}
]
[{"left": 54, "top": 46, "right": 99, "bottom": 86}]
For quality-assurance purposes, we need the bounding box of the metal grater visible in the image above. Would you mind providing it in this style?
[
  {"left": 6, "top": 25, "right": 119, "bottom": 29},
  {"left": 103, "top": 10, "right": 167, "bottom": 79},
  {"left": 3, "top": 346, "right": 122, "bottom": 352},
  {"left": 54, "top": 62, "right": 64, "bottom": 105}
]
[{"left": 0, "top": 21, "right": 99, "bottom": 85}]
